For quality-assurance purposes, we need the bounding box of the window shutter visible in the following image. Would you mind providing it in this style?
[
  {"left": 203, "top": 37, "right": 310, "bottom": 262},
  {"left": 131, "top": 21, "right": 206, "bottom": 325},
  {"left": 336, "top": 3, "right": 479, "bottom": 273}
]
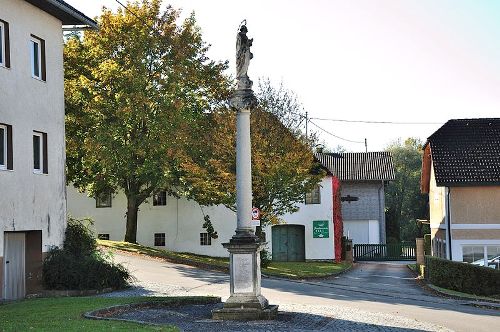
[
  {"left": 7, "top": 125, "right": 12, "bottom": 170},
  {"left": 3, "top": 21, "right": 10, "bottom": 68},
  {"left": 42, "top": 132, "right": 48, "bottom": 174},
  {"left": 41, "top": 38, "right": 46, "bottom": 81}
]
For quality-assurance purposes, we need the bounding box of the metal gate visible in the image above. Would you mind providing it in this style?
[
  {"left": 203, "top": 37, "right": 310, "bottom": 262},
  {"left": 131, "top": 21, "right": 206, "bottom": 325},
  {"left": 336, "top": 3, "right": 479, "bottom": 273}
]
[
  {"left": 354, "top": 242, "right": 416, "bottom": 261},
  {"left": 3, "top": 232, "right": 26, "bottom": 300}
]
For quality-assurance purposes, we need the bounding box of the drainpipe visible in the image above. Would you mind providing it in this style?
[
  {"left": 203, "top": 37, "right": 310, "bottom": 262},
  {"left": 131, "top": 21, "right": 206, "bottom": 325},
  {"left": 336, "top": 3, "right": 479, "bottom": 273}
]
[{"left": 446, "top": 187, "right": 453, "bottom": 260}]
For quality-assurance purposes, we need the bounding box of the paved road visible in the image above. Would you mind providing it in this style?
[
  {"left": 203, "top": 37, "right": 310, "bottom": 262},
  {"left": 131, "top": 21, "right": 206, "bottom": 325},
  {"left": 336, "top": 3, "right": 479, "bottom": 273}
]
[{"left": 108, "top": 252, "right": 500, "bottom": 331}]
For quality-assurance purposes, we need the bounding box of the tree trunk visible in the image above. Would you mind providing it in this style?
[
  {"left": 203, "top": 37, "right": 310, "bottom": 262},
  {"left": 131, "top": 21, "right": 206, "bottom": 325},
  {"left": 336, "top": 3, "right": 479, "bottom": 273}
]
[{"left": 125, "top": 195, "right": 139, "bottom": 243}]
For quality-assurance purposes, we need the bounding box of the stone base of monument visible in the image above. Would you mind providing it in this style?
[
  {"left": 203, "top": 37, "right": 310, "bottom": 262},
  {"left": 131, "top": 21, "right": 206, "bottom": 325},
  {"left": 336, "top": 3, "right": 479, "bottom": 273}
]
[
  {"left": 212, "top": 304, "right": 279, "bottom": 321},
  {"left": 211, "top": 235, "right": 278, "bottom": 320}
]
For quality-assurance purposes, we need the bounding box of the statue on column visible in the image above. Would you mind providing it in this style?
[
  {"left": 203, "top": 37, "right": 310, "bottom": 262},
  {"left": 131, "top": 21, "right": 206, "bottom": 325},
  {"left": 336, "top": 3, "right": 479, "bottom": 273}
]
[{"left": 236, "top": 21, "right": 253, "bottom": 90}]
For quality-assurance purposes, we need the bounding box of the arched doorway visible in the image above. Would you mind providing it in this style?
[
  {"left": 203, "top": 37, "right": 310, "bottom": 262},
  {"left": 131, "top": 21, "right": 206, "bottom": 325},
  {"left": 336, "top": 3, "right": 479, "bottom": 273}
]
[{"left": 272, "top": 225, "right": 305, "bottom": 262}]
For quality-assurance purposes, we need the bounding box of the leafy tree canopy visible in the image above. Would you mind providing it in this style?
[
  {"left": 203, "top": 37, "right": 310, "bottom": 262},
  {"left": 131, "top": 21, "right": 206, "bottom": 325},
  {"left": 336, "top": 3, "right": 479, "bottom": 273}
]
[
  {"left": 65, "top": 0, "right": 230, "bottom": 242},
  {"left": 385, "top": 138, "right": 429, "bottom": 242}
]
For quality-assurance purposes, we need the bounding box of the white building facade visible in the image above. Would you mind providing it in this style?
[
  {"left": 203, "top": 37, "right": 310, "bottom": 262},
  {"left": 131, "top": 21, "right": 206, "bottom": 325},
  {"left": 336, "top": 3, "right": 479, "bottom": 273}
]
[
  {"left": 0, "top": 0, "right": 96, "bottom": 300},
  {"left": 67, "top": 152, "right": 395, "bottom": 261}
]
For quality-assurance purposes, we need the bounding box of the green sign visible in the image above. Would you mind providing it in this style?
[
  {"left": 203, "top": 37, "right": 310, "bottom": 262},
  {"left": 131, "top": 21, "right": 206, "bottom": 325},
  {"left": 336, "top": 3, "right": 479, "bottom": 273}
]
[{"left": 313, "top": 220, "right": 329, "bottom": 238}]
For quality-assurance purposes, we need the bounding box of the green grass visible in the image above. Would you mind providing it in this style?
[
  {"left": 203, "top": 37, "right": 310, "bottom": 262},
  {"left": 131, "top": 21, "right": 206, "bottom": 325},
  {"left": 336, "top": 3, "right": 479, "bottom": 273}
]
[
  {"left": 98, "top": 240, "right": 351, "bottom": 279},
  {"left": 427, "top": 284, "right": 500, "bottom": 303},
  {"left": 0, "top": 296, "right": 199, "bottom": 331}
]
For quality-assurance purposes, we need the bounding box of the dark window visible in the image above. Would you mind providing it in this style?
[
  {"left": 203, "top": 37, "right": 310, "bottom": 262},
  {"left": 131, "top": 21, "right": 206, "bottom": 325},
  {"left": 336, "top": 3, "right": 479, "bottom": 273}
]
[
  {"left": 30, "top": 35, "right": 46, "bottom": 81},
  {"left": 154, "top": 233, "right": 165, "bottom": 246},
  {"left": 305, "top": 185, "right": 321, "bottom": 204},
  {"left": 0, "top": 19, "right": 10, "bottom": 68},
  {"left": 33, "top": 131, "right": 47, "bottom": 174},
  {"left": 96, "top": 192, "right": 112, "bottom": 208},
  {"left": 0, "top": 124, "right": 12, "bottom": 170},
  {"left": 97, "top": 234, "right": 110, "bottom": 240},
  {"left": 153, "top": 190, "right": 167, "bottom": 206},
  {"left": 200, "top": 232, "right": 211, "bottom": 246}
]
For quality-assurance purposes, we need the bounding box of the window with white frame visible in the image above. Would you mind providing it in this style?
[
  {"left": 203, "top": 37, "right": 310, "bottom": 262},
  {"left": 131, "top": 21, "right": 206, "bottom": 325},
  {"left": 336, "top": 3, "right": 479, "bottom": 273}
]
[
  {"left": 0, "top": 19, "right": 10, "bottom": 68},
  {"left": 305, "top": 184, "right": 321, "bottom": 204},
  {"left": 33, "top": 131, "right": 47, "bottom": 174},
  {"left": 30, "top": 35, "right": 45, "bottom": 81},
  {"left": 0, "top": 123, "right": 12, "bottom": 170},
  {"left": 462, "top": 245, "right": 500, "bottom": 270}
]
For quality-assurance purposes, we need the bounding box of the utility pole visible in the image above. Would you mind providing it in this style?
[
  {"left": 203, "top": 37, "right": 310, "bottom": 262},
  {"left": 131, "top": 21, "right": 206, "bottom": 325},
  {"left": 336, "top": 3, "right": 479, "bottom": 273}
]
[{"left": 305, "top": 111, "right": 308, "bottom": 138}]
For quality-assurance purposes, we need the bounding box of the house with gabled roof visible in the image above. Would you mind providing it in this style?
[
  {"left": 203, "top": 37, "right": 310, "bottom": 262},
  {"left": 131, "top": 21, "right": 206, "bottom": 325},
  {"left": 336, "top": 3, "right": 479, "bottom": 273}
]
[
  {"left": 68, "top": 151, "right": 395, "bottom": 261},
  {"left": 314, "top": 152, "right": 395, "bottom": 245},
  {"left": 421, "top": 118, "right": 500, "bottom": 269},
  {"left": 0, "top": 0, "right": 96, "bottom": 300}
]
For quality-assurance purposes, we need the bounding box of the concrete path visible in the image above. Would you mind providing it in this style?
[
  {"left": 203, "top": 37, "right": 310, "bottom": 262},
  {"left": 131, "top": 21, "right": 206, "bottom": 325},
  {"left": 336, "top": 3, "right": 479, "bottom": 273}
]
[{"left": 107, "top": 252, "right": 500, "bottom": 332}]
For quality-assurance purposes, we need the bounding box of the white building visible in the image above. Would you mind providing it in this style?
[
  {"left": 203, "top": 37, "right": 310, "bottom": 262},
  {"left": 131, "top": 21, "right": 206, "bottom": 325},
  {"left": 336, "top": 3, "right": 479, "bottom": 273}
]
[
  {"left": 0, "top": 0, "right": 96, "bottom": 300},
  {"left": 67, "top": 152, "right": 394, "bottom": 261}
]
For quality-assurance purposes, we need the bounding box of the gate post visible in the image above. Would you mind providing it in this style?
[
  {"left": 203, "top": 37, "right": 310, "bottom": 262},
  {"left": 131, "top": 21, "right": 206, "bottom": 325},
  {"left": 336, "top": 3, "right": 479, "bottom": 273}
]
[
  {"left": 345, "top": 239, "right": 353, "bottom": 263},
  {"left": 416, "top": 238, "right": 424, "bottom": 265}
]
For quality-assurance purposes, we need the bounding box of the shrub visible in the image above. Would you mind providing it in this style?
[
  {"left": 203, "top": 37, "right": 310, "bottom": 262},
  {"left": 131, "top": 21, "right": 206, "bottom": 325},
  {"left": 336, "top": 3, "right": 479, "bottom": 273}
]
[
  {"left": 260, "top": 247, "right": 272, "bottom": 268},
  {"left": 423, "top": 234, "right": 431, "bottom": 255},
  {"left": 424, "top": 255, "right": 500, "bottom": 296},
  {"left": 43, "top": 217, "right": 131, "bottom": 290}
]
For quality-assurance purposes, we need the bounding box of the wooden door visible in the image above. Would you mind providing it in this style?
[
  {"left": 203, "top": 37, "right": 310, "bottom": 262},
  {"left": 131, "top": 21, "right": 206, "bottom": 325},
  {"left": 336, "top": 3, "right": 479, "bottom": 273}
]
[
  {"left": 3, "top": 232, "right": 26, "bottom": 300},
  {"left": 272, "top": 225, "right": 305, "bottom": 262}
]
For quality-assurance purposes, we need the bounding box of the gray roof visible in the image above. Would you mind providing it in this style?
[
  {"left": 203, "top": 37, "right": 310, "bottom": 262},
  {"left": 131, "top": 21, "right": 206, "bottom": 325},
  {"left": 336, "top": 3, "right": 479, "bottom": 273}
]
[
  {"left": 315, "top": 152, "right": 395, "bottom": 181},
  {"left": 25, "top": 0, "right": 97, "bottom": 28}
]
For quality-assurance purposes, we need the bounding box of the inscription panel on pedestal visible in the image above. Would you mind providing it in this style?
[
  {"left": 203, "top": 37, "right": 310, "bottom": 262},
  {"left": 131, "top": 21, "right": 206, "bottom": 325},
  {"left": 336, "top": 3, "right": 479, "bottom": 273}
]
[{"left": 232, "top": 253, "right": 253, "bottom": 293}]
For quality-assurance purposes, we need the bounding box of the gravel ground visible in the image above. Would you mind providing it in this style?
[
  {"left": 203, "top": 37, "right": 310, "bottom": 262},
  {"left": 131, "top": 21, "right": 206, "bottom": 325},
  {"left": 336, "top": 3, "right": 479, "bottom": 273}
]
[{"left": 99, "top": 283, "right": 452, "bottom": 331}]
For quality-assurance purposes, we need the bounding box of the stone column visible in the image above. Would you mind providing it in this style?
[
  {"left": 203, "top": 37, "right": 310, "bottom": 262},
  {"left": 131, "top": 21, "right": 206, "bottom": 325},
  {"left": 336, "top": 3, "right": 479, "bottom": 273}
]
[
  {"left": 212, "top": 22, "right": 277, "bottom": 321},
  {"left": 235, "top": 107, "right": 254, "bottom": 238}
]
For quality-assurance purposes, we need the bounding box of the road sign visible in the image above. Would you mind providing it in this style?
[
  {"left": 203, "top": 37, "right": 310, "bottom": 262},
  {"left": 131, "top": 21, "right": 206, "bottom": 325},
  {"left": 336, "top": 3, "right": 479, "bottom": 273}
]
[
  {"left": 251, "top": 207, "right": 260, "bottom": 226},
  {"left": 313, "top": 220, "right": 329, "bottom": 238}
]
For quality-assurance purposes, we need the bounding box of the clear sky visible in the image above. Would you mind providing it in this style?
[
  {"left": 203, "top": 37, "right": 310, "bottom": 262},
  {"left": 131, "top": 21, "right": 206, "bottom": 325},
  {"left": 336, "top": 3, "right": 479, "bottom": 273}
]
[{"left": 66, "top": 0, "right": 500, "bottom": 151}]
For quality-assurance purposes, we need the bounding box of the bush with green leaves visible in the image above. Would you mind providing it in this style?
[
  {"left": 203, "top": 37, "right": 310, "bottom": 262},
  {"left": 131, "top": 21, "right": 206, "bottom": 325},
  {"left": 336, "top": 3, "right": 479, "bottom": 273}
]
[
  {"left": 424, "top": 255, "right": 500, "bottom": 296},
  {"left": 260, "top": 247, "right": 272, "bottom": 268},
  {"left": 43, "top": 217, "right": 131, "bottom": 290}
]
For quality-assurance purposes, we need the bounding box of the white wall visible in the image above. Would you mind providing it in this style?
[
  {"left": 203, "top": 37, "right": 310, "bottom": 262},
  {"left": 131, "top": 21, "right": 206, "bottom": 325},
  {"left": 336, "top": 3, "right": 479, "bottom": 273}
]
[
  {"left": 68, "top": 176, "right": 336, "bottom": 260},
  {"left": 67, "top": 186, "right": 236, "bottom": 257},
  {"left": 262, "top": 176, "right": 335, "bottom": 260},
  {"left": 0, "top": 0, "right": 66, "bottom": 257}
]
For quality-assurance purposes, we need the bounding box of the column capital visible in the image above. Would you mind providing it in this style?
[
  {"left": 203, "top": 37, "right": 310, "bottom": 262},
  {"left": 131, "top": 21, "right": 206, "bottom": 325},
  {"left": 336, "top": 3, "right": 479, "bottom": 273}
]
[{"left": 230, "top": 89, "right": 257, "bottom": 111}]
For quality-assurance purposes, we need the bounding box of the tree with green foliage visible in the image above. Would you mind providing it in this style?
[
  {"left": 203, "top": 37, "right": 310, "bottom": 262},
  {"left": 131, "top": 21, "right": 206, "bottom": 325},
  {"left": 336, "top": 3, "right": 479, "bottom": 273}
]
[
  {"left": 385, "top": 138, "right": 429, "bottom": 242},
  {"left": 181, "top": 82, "right": 325, "bottom": 227},
  {"left": 64, "top": 0, "right": 230, "bottom": 243}
]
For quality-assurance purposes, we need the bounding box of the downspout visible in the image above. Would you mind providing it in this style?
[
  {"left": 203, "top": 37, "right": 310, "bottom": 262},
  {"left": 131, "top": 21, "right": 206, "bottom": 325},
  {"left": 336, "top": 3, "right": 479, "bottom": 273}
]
[{"left": 446, "top": 187, "right": 453, "bottom": 260}]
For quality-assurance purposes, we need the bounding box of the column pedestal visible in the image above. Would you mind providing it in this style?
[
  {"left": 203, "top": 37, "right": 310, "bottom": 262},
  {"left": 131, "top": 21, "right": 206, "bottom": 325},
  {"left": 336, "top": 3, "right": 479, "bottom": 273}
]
[{"left": 212, "top": 236, "right": 278, "bottom": 320}]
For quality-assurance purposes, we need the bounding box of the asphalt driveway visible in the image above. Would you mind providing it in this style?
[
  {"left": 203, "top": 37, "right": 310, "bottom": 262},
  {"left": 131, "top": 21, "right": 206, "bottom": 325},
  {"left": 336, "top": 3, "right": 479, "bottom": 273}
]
[{"left": 107, "top": 251, "right": 500, "bottom": 331}]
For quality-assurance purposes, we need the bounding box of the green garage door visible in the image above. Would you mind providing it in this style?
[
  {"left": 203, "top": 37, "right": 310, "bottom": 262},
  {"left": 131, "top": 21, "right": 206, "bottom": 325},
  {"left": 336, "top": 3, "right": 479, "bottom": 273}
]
[{"left": 272, "top": 225, "right": 305, "bottom": 262}]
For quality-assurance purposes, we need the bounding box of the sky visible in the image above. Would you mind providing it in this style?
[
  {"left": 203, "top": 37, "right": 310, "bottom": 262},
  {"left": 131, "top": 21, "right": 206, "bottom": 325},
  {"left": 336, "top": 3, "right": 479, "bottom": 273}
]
[{"left": 66, "top": 0, "right": 500, "bottom": 152}]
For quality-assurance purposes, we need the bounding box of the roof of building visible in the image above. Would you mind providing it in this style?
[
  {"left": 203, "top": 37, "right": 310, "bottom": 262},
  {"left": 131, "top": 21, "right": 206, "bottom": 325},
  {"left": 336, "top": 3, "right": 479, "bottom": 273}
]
[
  {"left": 424, "top": 118, "right": 500, "bottom": 187},
  {"left": 25, "top": 0, "right": 97, "bottom": 28},
  {"left": 315, "top": 152, "right": 395, "bottom": 181}
]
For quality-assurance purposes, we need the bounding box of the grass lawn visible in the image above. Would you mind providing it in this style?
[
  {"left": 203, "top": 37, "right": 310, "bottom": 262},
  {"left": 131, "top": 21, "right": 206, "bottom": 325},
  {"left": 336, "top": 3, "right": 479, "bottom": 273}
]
[
  {"left": 427, "top": 284, "right": 500, "bottom": 303},
  {"left": 98, "top": 240, "right": 351, "bottom": 279},
  {"left": 0, "top": 296, "right": 206, "bottom": 331}
]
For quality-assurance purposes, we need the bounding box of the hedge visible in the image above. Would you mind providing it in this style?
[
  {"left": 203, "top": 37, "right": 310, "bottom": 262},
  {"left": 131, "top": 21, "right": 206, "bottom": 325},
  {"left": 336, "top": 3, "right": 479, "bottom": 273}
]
[
  {"left": 424, "top": 255, "right": 500, "bottom": 296},
  {"left": 423, "top": 234, "right": 431, "bottom": 255}
]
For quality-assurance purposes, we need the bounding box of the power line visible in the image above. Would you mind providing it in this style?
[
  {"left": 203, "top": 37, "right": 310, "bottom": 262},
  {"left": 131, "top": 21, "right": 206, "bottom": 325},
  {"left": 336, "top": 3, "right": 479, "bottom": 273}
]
[
  {"left": 309, "top": 117, "right": 443, "bottom": 125},
  {"left": 308, "top": 120, "right": 365, "bottom": 144}
]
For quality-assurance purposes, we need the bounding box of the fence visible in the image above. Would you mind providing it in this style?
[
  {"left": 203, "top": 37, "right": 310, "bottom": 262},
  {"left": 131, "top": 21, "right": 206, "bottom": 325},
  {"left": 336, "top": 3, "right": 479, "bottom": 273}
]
[{"left": 354, "top": 242, "right": 416, "bottom": 261}]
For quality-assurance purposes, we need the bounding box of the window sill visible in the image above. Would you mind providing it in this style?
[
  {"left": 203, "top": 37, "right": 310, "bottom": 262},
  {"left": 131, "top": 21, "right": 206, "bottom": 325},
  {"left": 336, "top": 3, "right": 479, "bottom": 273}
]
[
  {"left": 0, "top": 167, "right": 13, "bottom": 172},
  {"left": 31, "top": 75, "right": 46, "bottom": 83},
  {"left": 33, "top": 170, "right": 47, "bottom": 175}
]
